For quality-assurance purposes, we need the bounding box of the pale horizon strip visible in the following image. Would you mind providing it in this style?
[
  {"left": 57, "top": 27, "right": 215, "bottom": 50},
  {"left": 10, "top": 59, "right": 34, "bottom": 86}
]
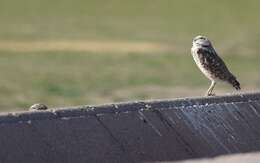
[{"left": 0, "top": 40, "right": 173, "bottom": 53}]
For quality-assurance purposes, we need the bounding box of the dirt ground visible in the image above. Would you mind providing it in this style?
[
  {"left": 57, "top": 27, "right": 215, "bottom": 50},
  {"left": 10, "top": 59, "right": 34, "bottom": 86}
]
[{"left": 0, "top": 40, "right": 173, "bottom": 53}]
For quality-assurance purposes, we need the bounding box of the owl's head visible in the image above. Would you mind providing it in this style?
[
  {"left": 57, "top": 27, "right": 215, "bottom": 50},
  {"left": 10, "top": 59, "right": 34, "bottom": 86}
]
[{"left": 192, "top": 35, "right": 211, "bottom": 47}]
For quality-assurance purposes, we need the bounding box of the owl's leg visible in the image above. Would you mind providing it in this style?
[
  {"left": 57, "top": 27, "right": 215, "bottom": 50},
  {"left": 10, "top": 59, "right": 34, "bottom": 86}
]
[{"left": 206, "top": 81, "right": 216, "bottom": 96}]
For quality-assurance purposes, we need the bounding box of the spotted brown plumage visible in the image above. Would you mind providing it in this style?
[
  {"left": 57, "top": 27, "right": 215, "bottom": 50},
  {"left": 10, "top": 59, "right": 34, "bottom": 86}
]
[{"left": 191, "top": 35, "right": 240, "bottom": 96}]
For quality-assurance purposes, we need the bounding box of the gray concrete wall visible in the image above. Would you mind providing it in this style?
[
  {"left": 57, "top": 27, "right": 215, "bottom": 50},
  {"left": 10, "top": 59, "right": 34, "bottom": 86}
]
[{"left": 1, "top": 92, "right": 260, "bottom": 163}]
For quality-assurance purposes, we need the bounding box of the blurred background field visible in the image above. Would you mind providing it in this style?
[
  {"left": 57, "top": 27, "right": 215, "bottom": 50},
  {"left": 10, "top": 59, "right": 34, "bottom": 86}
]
[{"left": 0, "top": 0, "right": 259, "bottom": 111}]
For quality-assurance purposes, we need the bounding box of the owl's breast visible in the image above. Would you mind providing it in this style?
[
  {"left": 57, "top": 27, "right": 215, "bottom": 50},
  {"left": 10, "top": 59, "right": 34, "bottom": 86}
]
[{"left": 191, "top": 46, "right": 215, "bottom": 81}]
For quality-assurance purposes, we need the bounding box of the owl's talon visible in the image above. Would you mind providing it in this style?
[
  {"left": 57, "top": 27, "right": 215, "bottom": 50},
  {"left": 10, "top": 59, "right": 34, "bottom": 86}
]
[{"left": 206, "top": 93, "right": 215, "bottom": 96}]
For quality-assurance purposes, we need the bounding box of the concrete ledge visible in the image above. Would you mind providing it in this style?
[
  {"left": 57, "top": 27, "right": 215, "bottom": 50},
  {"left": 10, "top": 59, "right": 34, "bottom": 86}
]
[{"left": 1, "top": 92, "right": 260, "bottom": 163}]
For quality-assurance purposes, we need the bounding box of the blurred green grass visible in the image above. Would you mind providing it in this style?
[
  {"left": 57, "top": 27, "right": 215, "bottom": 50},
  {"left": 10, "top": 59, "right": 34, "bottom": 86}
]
[
  {"left": 0, "top": 0, "right": 259, "bottom": 111},
  {"left": 0, "top": 51, "right": 258, "bottom": 111},
  {"left": 1, "top": 0, "right": 260, "bottom": 44}
]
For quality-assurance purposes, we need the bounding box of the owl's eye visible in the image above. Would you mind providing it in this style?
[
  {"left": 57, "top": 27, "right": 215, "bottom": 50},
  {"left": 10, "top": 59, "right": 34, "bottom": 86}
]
[{"left": 193, "top": 36, "right": 207, "bottom": 42}]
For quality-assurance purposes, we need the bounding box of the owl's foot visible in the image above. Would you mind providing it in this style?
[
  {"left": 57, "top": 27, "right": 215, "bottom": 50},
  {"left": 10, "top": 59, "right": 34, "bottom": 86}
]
[
  {"left": 206, "top": 81, "right": 216, "bottom": 96},
  {"left": 206, "top": 92, "right": 215, "bottom": 96}
]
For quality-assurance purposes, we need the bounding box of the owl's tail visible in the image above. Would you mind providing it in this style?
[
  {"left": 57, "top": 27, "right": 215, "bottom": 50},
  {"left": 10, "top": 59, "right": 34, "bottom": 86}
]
[{"left": 228, "top": 75, "right": 241, "bottom": 90}]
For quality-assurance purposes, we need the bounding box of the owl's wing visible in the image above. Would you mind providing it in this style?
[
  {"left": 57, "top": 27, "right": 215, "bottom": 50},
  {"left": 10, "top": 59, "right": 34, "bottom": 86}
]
[{"left": 197, "top": 47, "right": 232, "bottom": 81}]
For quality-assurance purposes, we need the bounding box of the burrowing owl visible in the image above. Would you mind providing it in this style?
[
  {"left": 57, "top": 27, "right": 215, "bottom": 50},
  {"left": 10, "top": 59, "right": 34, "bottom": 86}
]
[{"left": 191, "top": 35, "right": 240, "bottom": 96}]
